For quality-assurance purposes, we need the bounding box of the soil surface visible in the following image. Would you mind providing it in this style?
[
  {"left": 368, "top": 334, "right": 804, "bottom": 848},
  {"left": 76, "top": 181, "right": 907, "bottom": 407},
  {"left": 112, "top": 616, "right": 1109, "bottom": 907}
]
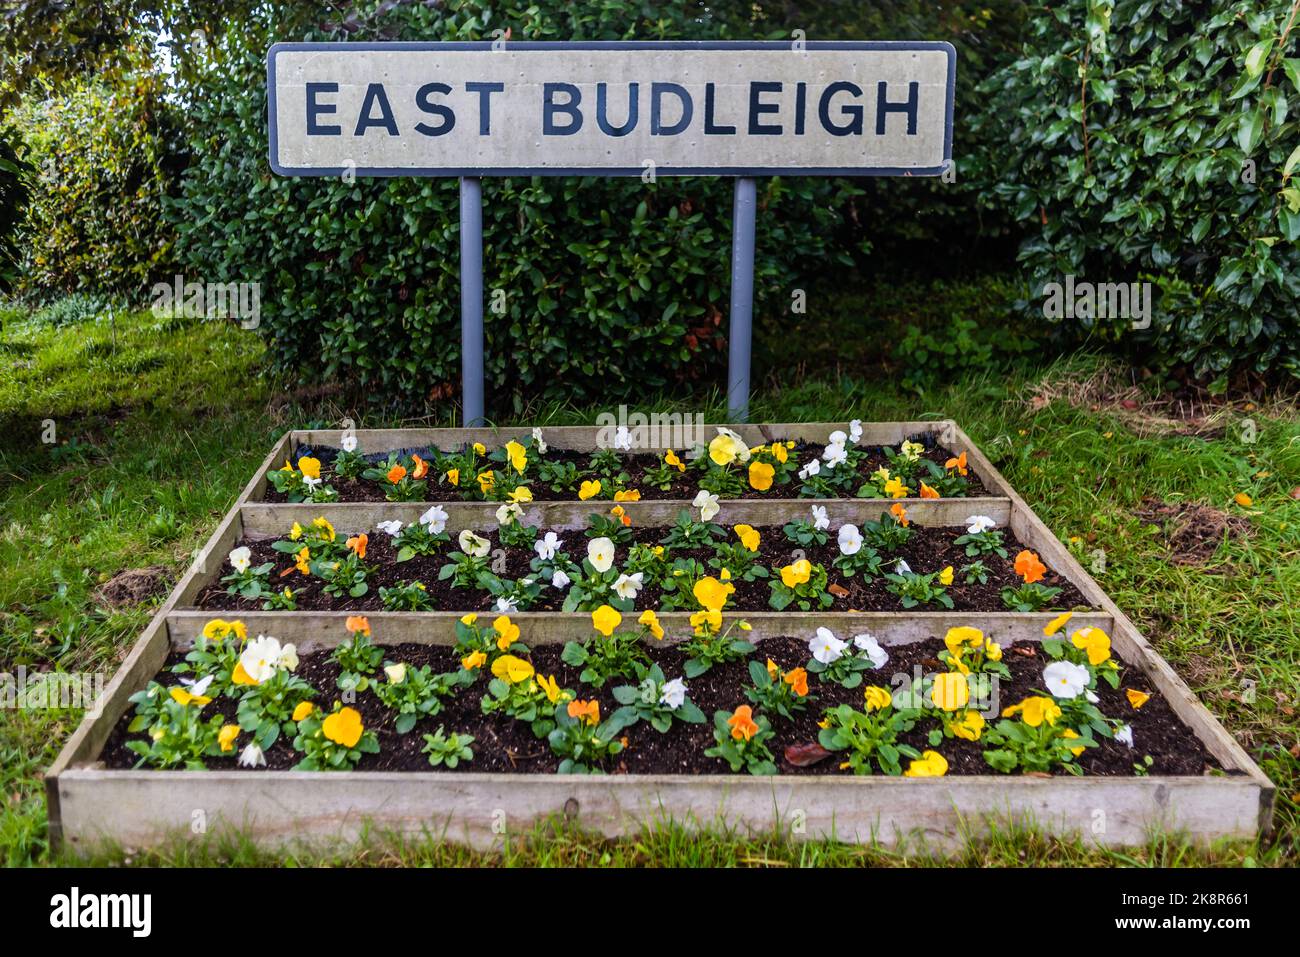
[
  {"left": 100, "top": 637, "right": 1219, "bottom": 777},
  {"left": 195, "top": 523, "right": 1090, "bottom": 614},
  {"left": 262, "top": 437, "right": 990, "bottom": 503}
]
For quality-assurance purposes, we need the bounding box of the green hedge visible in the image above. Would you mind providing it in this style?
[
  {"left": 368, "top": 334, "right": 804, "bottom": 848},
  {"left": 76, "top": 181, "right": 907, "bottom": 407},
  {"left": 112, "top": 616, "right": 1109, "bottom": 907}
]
[
  {"left": 974, "top": 0, "right": 1300, "bottom": 382},
  {"left": 170, "top": 0, "right": 1027, "bottom": 412},
  {"left": 8, "top": 71, "right": 184, "bottom": 298}
]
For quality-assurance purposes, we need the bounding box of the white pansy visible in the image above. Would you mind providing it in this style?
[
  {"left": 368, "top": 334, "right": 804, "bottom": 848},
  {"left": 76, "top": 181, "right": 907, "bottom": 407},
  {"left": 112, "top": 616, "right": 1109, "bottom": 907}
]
[
  {"left": 533, "top": 427, "right": 548, "bottom": 454},
  {"left": 228, "top": 546, "right": 251, "bottom": 573},
  {"left": 458, "top": 529, "right": 490, "bottom": 558},
  {"left": 895, "top": 558, "right": 912, "bottom": 575},
  {"left": 798, "top": 458, "right": 821, "bottom": 480},
  {"left": 384, "top": 663, "right": 407, "bottom": 684},
  {"left": 1085, "top": 689, "right": 1100, "bottom": 703},
  {"left": 659, "top": 677, "right": 687, "bottom": 710},
  {"left": 495, "top": 597, "right": 518, "bottom": 613},
  {"left": 810, "top": 627, "right": 848, "bottom": 665},
  {"left": 692, "top": 489, "right": 720, "bottom": 522},
  {"left": 377, "top": 520, "right": 403, "bottom": 537},
  {"left": 340, "top": 434, "right": 358, "bottom": 453},
  {"left": 240, "top": 635, "right": 287, "bottom": 685},
  {"left": 1043, "top": 660, "right": 1091, "bottom": 700},
  {"left": 276, "top": 642, "right": 299, "bottom": 672},
  {"left": 182, "top": 674, "right": 215, "bottom": 696},
  {"left": 614, "top": 426, "right": 633, "bottom": 451},
  {"left": 238, "top": 742, "right": 267, "bottom": 768},
  {"left": 419, "top": 505, "right": 448, "bottom": 533},
  {"left": 496, "top": 502, "right": 523, "bottom": 526},
  {"left": 848, "top": 419, "right": 863, "bottom": 444},
  {"left": 535, "top": 531, "right": 562, "bottom": 561},
  {"left": 587, "top": 537, "right": 615, "bottom": 573},
  {"left": 965, "top": 515, "right": 997, "bottom": 535},
  {"left": 613, "top": 572, "right": 644, "bottom": 600},
  {"left": 811, "top": 505, "right": 829, "bottom": 531},
  {"left": 822, "top": 441, "right": 848, "bottom": 468},
  {"left": 303, "top": 476, "right": 321, "bottom": 489},
  {"left": 1114, "top": 724, "right": 1134, "bottom": 748},
  {"left": 551, "top": 570, "right": 571, "bottom": 590},
  {"left": 852, "top": 632, "right": 889, "bottom": 668},
  {"left": 828, "top": 429, "right": 848, "bottom": 447},
  {"left": 837, "top": 523, "right": 863, "bottom": 556}
]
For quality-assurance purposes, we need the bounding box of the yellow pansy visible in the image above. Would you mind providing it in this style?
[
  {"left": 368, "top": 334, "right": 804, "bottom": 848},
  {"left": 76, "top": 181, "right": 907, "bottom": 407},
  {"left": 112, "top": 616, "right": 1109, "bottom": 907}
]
[
  {"left": 494, "top": 615, "right": 520, "bottom": 648},
  {"left": 748, "top": 460, "right": 774, "bottom": 491},
  {"left": 984, "top": 639, "right": 1003, "bottom": 662},
  {"left": 930, "top": 672, "right": 970, "bottom": 711},
  {"left": 949, "top": 710, "right": 985, "bottom": 742},
  {"left": 765, "top": 658, "right": 780, "bottom": 680},
  {"left": 591, "top": 604, "right": 622, "bottom": 637},
  {"left": 536, "top": 673, "right": 565, "bottom": 704},
  {"left": 734, "top": 524, "right": 760, "bottom": 551},
  {"left": 169, "top": 686, "right": 212, "bottom": 708},
  {"left": 639, "top": 609, "right": 665, "bottom": 641},
  {"left": 297, "top": 456, "right": 321, "bottom": 480},
  {"left": 883, "top": 476, "right": 910, "bottom": 498},
  {"left": 693, "top": 575, "right": 734, "bottom": 612},
  {"left": 446, "top": 468, "right": 460, "bottom": 487},
  {"left": 938, "top": 565, "right": 954, "bottom": 586},
  {"left": 690, "top": 609, "right": 722, "bottom": 635},
  {"left": 311, "top": 516, "right": 336, "bottom": 540},
  {"left": 202, "top": 618, "right": 247, "bottom": 642},
  {"left": 505, "top": 440, "right": 528, "bottom": 473},
  {"left": 614, "top": 488, "right": 641, "bottom": 502},
  {"left": 1071, "top": 626, "right": 1112, "bottom": 666},
  {"left": 292, "top": 701, "right": 315, "bottom": 722},
  {"left": 461, "top": 650, "right": 487, "bottom": 671},
  {"left": 904, "top": 750, "right": 949, "bottom": 778},
  {"left": 321, "top": 707, "right": 364, "bottom": 747},
  {"left": 477, "top": 470, "right": 495, "bottom": 494},
  {"left": 231, "top": 661, "right": 257, "bottom": 686},
  {"left": 289, "top": 522, "right": 304, "bottom": 541},
  {"left": 490, "top": 654, "right": 536, "bottom": 685},
  {"left": 509, "top": 485, "right": 533, "bottom": 503},
  {"left": 709, "top": 432, "right": 742, "bottom": 466},
  {"left": 863, "top": 686, "right": 893, "bottom": 712},
  {"left": 460, "top": 613, "right": 478, "bottom": 626},
  {"left": 1002, "top": 695, "right": 1062, "bottom": 727},
  {"left": 1126, "top": 688, "right": 1150, "bottom": 710},
  {"left": 1061, "top": 728, "right": 1085, "bottom": 757},
  {"left": 943, "top": 626, "right": 984, "bottom": 656},
  {"left": 1043, "top": 610, "right": 1074, "bottom": 636},
  {"left": 779, "top": 559, "right": 812, "bottom": 588},
  {"left": 578, "top": 479, "right": 602, "bottom": 500},
  {"left": 473, "top": 442, "right": 486, "bottom": 456},
  {"left": 664, "top": 449, "right": 685, "bottom": 473},
  {"left": 771, "top": 443, "right": 788, "bottom": 464},
  {"left": 217, "top": 724, "right": 240, "bottom": 753}
]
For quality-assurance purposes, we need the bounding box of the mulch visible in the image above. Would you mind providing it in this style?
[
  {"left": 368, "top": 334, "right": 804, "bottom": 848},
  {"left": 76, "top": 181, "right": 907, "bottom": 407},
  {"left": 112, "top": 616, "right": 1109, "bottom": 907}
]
[
  {"left": 262, "top": 438, "right": 990, "bottom": 503},
  {"left": 99, "top": 636, "right": 1218, "bottom": 777},
  {"left": 195, "top": 522, "right": 1090, "bottom": 614}
]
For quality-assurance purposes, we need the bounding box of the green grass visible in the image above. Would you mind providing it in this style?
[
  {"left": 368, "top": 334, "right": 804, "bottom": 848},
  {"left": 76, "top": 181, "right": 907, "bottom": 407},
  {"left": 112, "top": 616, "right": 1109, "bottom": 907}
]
[{"left": 1, "top": 287, "right": 1297, "bottom": 867}]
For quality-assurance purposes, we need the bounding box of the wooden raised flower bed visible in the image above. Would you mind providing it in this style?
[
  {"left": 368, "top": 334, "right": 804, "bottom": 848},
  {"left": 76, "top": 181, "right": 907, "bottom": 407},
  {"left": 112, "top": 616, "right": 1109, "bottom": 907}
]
[{"left": 46, "top": 422, "right": 1274, "bottom": 853}]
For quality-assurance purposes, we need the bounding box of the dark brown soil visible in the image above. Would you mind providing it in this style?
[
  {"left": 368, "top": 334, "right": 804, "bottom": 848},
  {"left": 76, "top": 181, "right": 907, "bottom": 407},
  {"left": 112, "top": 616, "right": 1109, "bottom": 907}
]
[
  {"left": 195, "top": 523, "right": 1090, "bottom": 614},
  {"left": 262, "top": 438, "right": 989, "bottom": 503},
  {"left": 93, "top": 566, "right": 169, "bottom": 607},
  {"left": 99, "top": 637, "right": 1219, "bottom": 777}
]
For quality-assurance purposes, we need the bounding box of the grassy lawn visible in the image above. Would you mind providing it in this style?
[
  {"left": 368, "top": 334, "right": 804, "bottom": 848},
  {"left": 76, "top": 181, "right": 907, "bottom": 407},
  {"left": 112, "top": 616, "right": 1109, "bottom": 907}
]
[{"left": 1, "top": 286, "right": 1296, "bottom": 867}]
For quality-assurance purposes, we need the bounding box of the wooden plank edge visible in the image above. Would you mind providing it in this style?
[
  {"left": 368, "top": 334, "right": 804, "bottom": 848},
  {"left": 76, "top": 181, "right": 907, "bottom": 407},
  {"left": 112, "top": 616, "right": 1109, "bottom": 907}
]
[{"left": 165, "top": 609, "right": 1118, "bottom": 652}]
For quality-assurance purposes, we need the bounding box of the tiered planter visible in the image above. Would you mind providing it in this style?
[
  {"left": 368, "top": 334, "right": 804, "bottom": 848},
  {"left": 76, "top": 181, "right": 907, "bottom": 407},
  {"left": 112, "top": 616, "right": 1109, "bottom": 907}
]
[{"left": 47, "top": 422, "right": 1274, "bottom": 852}]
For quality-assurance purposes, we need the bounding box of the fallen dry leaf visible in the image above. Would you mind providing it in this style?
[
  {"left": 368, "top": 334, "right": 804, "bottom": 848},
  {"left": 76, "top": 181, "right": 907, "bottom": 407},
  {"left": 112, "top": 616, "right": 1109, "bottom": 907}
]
[
  {"left": 828, "top": 583, "right": 850, "bottom": 598},
  {"left": 784, "top": 743, "right": 833, "bottom": 768}
]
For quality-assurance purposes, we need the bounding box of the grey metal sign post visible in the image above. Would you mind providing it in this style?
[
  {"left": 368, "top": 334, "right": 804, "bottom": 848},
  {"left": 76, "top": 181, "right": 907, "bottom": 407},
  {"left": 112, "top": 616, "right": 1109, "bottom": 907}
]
[{"left": 267, "top": 40, "right": 955, "bottom": 425}]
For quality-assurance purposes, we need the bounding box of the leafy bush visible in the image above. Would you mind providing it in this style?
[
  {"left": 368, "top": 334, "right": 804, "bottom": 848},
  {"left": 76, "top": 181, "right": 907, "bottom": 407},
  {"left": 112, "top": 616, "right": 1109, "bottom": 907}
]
[
  {"left": 168, "top": 1, "right": 887, "bottom": 411},
  {"left": 30, "top": 293, "right": 111, "bottom": 328},
  {"left": 974, "top": 0, "right": 1300, "bottom": 382},
  {"left": 9, "top": 70, "right": 184, "bottom": 299},
  {"left": 0, "top": 128, "right": 27, "bottom": 293}
]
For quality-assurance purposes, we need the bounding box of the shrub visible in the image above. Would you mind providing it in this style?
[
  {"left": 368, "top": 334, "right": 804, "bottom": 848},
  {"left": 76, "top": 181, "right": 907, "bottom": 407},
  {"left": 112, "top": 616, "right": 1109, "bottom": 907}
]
[
  {"left": 974, "top": 0, "right": 1300, "bottom": 383},
  {"left": 9, "top": 70, "right": 184, "bottom": 299}
]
